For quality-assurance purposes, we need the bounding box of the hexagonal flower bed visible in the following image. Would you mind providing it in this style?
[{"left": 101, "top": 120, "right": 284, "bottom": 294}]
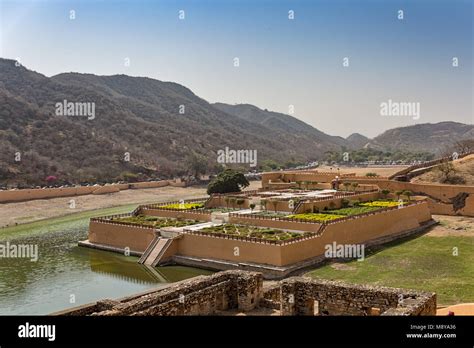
[
  {"left": 286, "top": 213, "right": 345, "bottom": 222},
  {"left": 287, "top": 200, "right": 405, "bottom": 222},
  {"left": 359, "top": 200, "right": 402, "bottom": 208},
  {"left": 111, "top": 215, "right": 200, "bottom": 228},
  {"left": 198, "top": 224, "right": 309, "bottom": 241},
  {"left": 325, "top": 206, "right": 381, "bottom": 215}
]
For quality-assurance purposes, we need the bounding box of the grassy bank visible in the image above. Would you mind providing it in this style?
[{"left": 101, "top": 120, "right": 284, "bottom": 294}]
[
  {"left": 305, "top": 233, "right": 474, "bottom": 305},
  {"left": 0, "top": 204, "right": 137, "bottom": 240}
]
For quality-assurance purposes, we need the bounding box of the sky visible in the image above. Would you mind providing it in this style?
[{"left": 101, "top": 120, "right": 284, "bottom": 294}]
[{"left": 0, "top": 0, "right": 472, "bottom": 138}]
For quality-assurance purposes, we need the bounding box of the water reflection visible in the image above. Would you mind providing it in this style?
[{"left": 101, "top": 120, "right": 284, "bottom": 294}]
[{"left": 0, "top": 216, "right": 211, "bottom": 315}]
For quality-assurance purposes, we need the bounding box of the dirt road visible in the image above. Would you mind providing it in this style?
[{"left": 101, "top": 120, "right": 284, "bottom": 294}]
[{"left": 0, "top": 181, "right": 262, "bottom": 228}]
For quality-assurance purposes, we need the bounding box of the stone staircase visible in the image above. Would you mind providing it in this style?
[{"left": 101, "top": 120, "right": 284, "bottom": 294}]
[{"left": 138, "top": 236, "right": 173, "bottom": 267}]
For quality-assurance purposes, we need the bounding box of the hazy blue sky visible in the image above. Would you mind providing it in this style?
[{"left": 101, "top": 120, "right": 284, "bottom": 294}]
[{"left": 1, "top": 0, "right": 472, "bottom": 137}]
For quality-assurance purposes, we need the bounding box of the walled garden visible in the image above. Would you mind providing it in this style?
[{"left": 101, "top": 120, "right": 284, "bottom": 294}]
[
  {"left": 286, "top": 200, "right": 408, "bottom": 222},
  {"left": 110, "top": 215, "right": 200, "bottom": 228},
  {"left": 196, "top": 224, "right": 310, "bottom": 241}
]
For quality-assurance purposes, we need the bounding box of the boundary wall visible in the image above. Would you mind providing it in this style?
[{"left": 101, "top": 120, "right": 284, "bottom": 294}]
[{"left": 0, "top": 179, "right": 182, "bottom": 203}]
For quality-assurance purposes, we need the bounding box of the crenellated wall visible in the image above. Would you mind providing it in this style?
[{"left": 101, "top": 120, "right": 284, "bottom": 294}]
[
  {"left": 87, "top": 201, "right": 432, "bottom": 271},
  {"left": 263, "top": 169, "right": 474, "bottom": 216},
  {"left": 88, "top": 220, "right": 156, "bottom": 253},
  {"left": 279, "top": 202, "right": 431, "bottom": 266},
  {"left": 141, "top": 208, "right": 212, "bottom": 221}
]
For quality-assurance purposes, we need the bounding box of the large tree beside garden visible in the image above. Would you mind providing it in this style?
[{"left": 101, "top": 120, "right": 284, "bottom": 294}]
[{"left": 207, "top": 169, "right": 250, "bottom": 194}]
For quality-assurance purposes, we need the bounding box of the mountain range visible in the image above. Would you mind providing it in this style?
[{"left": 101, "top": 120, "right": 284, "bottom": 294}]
[{"left": 0, "top": 58, "right": 472, "bottom": 185}]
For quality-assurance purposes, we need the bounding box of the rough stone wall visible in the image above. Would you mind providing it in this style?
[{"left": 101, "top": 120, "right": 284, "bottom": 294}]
[
  {"left": 278, "top": 277, "right": 436, "bottom": 316},
  {"left": 83, "top": 270, "right": 263, "bottom": 316},
  {"left": 236, "top": 271, "right": 263, "bottom": 311},
  {"left": 57, "top": 271, "right": 435, "bottom": 316},
  {"left": 260, "top": 284, "right": 281, "bottom": 309}
]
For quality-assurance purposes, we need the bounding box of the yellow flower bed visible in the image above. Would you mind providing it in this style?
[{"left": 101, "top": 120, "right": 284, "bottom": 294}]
[
  {"left": 159, "top": 202, "right": 204, "bottom": 210},
  {"left": 359, "top": 201, "right": 401, "bottom": 208},
  {"left": 287, "top": 213, "right": 345, "bottom": 222}
]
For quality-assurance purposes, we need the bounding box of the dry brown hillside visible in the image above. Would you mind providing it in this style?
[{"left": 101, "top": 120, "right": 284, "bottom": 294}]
[
  {"left": 0, "top": 58, "right": 348, "bottom": 186},
  {"left": 412, "top": 154, "right": 474, "bottom": 185}
]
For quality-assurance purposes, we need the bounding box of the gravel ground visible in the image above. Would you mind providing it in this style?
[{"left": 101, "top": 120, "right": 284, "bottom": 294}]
[{"left": 0, "top": 181, "right": 262, "bottom": 228}]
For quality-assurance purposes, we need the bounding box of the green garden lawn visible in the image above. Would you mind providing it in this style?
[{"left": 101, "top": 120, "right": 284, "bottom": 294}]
[
  {"left": 112, "top": 215, "right": 200, "bottom": 228},
  {"left": 305, "top": 232, "right": 474, "bottom": 305},
  {"left": 199, "top": 224, "right": 309, "bottom": 241}
]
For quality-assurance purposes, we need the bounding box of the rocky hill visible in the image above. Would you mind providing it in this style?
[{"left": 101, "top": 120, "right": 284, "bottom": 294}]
[
  {"left": 0, "top": 59, "right": 342, "bottom": 185},
  {"left": 1, "top": 58, "right": 472, "bottom": 186}
]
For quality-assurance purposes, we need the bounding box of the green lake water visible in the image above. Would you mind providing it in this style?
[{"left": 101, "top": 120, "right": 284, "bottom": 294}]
[{"left": 0, "top": 206, "right": 212, "bottom": 315}]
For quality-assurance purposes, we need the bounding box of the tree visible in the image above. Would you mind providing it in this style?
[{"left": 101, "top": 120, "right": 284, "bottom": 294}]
[
  {"left": 351, "top": 182, "right": 359, "bottom": 191},
  {"left": 249, "top": 203, "right": 256, "bottom": 212},
  {"left": 365, "top": 172, "right": 378, "bottom": 177},
  {"left": 437, "top": 162, "right": 456, "bottom": 183},
  {"left": 121, "top": 171, "right": 139, "bottom": 183},
  {"left": 207, "top": 169, "right": 250, "bottom": 194},
  {"left": 381, "top": 189, "right": 390, "bottom": 198},
  {"left": 229, "top": 197, "right": 236, "bottom": 209},
  {"left": 224, "top": 196, "right": 230, "bottom": 208},
  {"left": 395, "top": 190, "right": 404, "bottom": 200},
  {"left": 260, "top": 199, "right": 267, "bottom": 211},
  {"left": 261, "top": 159, "right": 281, "bottom": 171},
  {"left": 403, "top": 190, "right": 412, "bottom": 202}
]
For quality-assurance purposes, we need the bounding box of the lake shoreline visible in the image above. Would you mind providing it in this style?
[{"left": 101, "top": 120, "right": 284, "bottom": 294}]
[{"left": 0, "top": 182, "right": 262, "bottom": 230}]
